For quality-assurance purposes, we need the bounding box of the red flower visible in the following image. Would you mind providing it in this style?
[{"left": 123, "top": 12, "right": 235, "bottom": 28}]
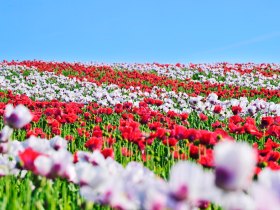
[
  {"left": 213, "top": 105, "right": 222, "bottom": 114},
  {"left": 267, "top": 161, "right": 280, "bottom": 170},
  {"left": 77, "top": 128, "right": 86, "bottom": 137},
  {"left": 154, "top": 99, "right": 163, "bottom": 106},
  {"left": 52, "top": 127, "right": 61, "bottom": 135},
  {"left": 123, "top": 102, "right": 133, "bottom": 110},
  {"left": 167, "top": 111, "right": 178, "bottom": 119},
  {"left": 229, "top": 115, "right": 243, "bottom": 124},
  {"left": 274, "top": 116, "right": 280, "bottom": 126},
  {"left": 199, "top": 130, "right": 217, "bottom": 146},
  {"left": 140, "top": 114, "right": 150, "bottom": 124},
  {"left": 267, "top": 125, "right": 280, "bottom": 138},
  {"left": 189, "top": 143, "right": 199, "bottom": 159},
  {"left": 85, "top": 137, "right": 103, "bottom": 151},
  {"left": 148, "top": 122, "right": 162, "bottom": 130},
  {"left": 80, "top": 121, "right": 86, "bottom": 126},
  {"left": 105, "top": 124, "right": 116, "bottom": 132},
  {"left": 32, "top": 113, "right": 41, "bottom": 123},
  {"left": 163, "top": 138, "right": 178, "bottom": 147},
  {"left": 186, "top": 129, "right": 202, "bottom": 142},
  {"left": 265, "top": 138, "right": 280, "bottom": 149},
  {"left": 231, "top": 106, "right": 242, "bottom": 115},
  {"left": 106, "top": 108, "right": 113, "bottom": 115},
  {"left": 47, "top": 118, "right": 61, "bottom": 128},
  {"left": 119, "top": 121, "right": 142, "bottom": 143},
  {"left": 114, "top": 104, "right": 123, "bottom": 114},
  {"left": 228, "top": 122, "right": 244, "bottom": 134},
  {"left": 101, "top": 148, "right": 114, "bottom": 159},
  {"left": 94, "top": 116, "right": 103, "bottom": 123},
  {"left": 214, "top": 129, "right": 234, "bottom": 141},
  {"left": 199, "top": 113, "right": 208, "bottom": 121},
  {"left": 265, "top": 151, "right": 280, "bottom": 162},
  {"left": 84, "top": 112, "right": 91, "bottom": 119},
  {"left": 198, "top": 154, "right": 213, "bottom": 168},
  {"left": 73, "top": 152, "right": 78, "bottom": 163},
  {"left": 65, "top": 135, "right": 75, "bottom": 142},
  {"left": 172, "top": 125, "right": 188, "bottom": 140},
  {"left": 180, "top": 113, "right": 189, "bottom": 121},
  {"left": 64, "top": 113, "right": 78, "bottom": 123},
  {"left": 211, "top": 121, "right": 224, "bottom": 128},
  {"left": 261, "top": 116, "right": 274, "bottom": 128},
  {"left": 92, "top": 126, "right": 103, "bottom": 138}
]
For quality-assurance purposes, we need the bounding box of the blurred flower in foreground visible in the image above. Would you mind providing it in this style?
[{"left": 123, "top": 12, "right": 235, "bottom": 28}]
[
  {"left": 214, "top": 141, "right": 257, "bottom": 191},
  {"left": 168, "top": 161, "right": 217, "bottom": 207},
  {"left": 4, "top": 104, "right": 33, "bottom": 129},
  {"left": 0, "top": 126, "right": 13, "bottom": 143}
]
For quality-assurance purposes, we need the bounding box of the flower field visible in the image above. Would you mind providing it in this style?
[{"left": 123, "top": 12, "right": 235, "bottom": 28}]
[{"left": 0, "top": 60, "right": 280, "bottom": 209}]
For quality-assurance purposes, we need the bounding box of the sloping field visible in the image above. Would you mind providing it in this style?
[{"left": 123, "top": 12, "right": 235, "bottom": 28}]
[{"left": 0, "top": 61, "right": 280, "bottom": 209}]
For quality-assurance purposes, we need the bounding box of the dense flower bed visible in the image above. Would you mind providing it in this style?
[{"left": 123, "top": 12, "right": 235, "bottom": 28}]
[
  {"left": 2, "top": 61, "right": 280, "bottom": 101},
  {"left": 0, "top": 61, "right": 280, "bottom": 209}
]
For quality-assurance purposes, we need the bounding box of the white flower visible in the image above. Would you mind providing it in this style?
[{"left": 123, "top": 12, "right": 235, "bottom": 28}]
[
  {"left": 143, "top": 187, "right": 168, "bottom": 210},
  {"left": 220, "top": 191, "right": 255, "bottom": 210},
  {"left": 104, "top": 179, "right": 139, "bottom": 210},
  {"left": 0, "top": 156, "right": 12, "bottom": 176},
  {"left": 207, "top": 93, "right": 218, "bottom": 105},
  {"left": 7, "top": 140, "right": 24, "bottom": 159},
  {"left": 76, "top": 150, "right": 106, "bottom": 166},
  {"left": 4, "top": 104, "right": 33, "bottom": 129},
  {"left": 0, "top": 126, "right": 13, "bottom": 143},
  {"left": 22, "top": 136, "right": 52, "bottom": 153},
  {"left": 249, "top": 183, "right": 280, "bottom": 210},
  {"left": 34, "top": 156, "right": 53, "bottom": 176},
  {"left": 214, "top": 141, "right": 257, "bottom": 191},
  {"left": 75, "top": 162, "right": 109, "bottom": 188},
  {"left": 168, "top": 161, "right": 217, "bottom": 205},
  {"left": 257, "top": 168, "right": 280, "bottom": 199},
  {"left": 49, "top": 136, "right": 68, "bottom": 150},
  {"left": 123, "top": 162, "right": 155, "bottom": 184}
]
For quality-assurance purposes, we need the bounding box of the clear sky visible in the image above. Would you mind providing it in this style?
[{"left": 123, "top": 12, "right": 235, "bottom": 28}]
[{"left": 1, "top": 0, "right": 280, "bottom": 63}]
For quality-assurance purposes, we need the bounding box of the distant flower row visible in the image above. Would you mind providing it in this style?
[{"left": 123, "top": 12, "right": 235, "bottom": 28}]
[
  {"left": 2, "top": 61, "right": 280, "bottom": 101},
  {"left": 1, "top": 65, "right": 279, "bottom": 118},
  {"left": 112, "top": 62, "right": 280, "bottom": 90}
]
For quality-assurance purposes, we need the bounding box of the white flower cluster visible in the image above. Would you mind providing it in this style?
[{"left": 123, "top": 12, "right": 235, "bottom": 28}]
[
  {"left": 1, "top": 65, "right": 280, "bottom": 118},
  {"left": 110, "top": 63, "right": 280, "bottom": 90},
  {"left": 1, "top": 104, "right": 280, "bottom": 209}
]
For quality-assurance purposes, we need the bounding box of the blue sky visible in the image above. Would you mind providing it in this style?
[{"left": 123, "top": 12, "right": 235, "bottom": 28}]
[{"left": 1, "top": 0, "right": 280, "bottom": 63}]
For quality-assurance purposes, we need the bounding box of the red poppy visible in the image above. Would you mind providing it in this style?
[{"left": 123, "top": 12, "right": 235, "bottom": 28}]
[
  {"left": 85, "top": 137, "right": 103, "bottom": 151},
  {"left": 199, "top": 113, "right": 208, "bottom": 121},
  {"left": 101, "top": 148, "right": 114, "bottom": 159}
]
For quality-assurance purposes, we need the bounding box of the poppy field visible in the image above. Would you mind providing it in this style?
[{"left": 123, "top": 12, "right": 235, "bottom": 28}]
[{"left": 0, "top": 60, "right": 280, "bottom": 209}]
